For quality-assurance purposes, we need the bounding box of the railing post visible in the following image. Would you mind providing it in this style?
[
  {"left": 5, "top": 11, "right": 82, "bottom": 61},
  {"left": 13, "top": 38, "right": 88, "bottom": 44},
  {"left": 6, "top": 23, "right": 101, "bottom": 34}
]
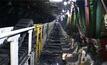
[
  {"left": 28, "top": 30, "right": 33, "bottom": 54},
  {"left": 8, "top": 34, "right": 20, "bottom": 65},
  {"left": 30, "top": 51, "right": 35, "bottom": 65},
  {"left": 28, "top": 30, "right": 34, "bottom": 65}
]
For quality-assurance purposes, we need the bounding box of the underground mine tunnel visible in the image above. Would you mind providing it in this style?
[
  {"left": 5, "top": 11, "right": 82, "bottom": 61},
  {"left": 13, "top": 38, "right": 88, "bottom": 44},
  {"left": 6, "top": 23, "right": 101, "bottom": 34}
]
[{"left": 0, "top": 0, "right": 107, "bottom": 65}]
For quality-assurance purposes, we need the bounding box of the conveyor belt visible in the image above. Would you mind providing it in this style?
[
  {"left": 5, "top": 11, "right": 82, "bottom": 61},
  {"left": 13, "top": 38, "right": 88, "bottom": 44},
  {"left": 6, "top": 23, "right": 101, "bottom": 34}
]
[{"left": 39, "top": 22, "right": 69, "bottom": 65}]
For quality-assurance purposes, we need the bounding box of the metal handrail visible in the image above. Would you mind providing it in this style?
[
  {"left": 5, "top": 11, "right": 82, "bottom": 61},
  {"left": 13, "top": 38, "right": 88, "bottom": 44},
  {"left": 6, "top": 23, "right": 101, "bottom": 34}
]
[
  {"left": 0, "top": 26, "right": 35, "bottom": 65},
  {"left": 0, "top": 26, "right": 34, "bottom": 39}
]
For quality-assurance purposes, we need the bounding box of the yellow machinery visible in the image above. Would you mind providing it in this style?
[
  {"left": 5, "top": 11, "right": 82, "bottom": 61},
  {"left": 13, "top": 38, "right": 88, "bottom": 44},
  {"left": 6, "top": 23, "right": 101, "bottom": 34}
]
[{"left": 34, "top": 24, "right": 43, "bottom": 64}]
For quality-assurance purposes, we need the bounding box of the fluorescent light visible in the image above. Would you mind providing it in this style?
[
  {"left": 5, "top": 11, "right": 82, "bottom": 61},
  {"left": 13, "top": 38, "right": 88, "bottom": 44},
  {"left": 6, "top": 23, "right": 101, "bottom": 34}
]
[
  {"left": 72, "top": 0, "right": 77, "bottom": 2},
  {"left": 49, "top": 0, "right": 63, "bottom": 3},
  {"left": 63, "top": 2, "right": 67, "bottom": 6}
]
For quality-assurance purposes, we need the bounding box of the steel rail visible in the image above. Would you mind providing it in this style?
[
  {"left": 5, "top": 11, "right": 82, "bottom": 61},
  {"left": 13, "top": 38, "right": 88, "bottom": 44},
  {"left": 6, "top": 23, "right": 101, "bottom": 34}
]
[{"left": 0, "top": 26, "right": 34, "bottom": 39}]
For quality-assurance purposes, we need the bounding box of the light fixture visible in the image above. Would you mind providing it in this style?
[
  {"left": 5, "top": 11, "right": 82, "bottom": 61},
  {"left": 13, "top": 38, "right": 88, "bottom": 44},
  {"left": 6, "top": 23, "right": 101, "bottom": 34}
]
[
  {"left": 72, "top": 0, "right": 77, "bottom": 2},
  {"left": 67, "top": 1, "right": 70, "bottom": 4},
  {"left": 62, "top": 10, "right": 65, "bottom": 13},
  {"left": 49, "top": 0, "right": 63, "bottom": 3},
  {"left": 63, "top": 1, "right": 67, "bottom": 6}
]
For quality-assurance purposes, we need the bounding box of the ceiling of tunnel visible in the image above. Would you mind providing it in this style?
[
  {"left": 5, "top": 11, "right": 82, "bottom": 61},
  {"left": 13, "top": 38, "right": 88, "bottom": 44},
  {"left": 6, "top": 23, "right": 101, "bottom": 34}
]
[
  {"left": 0, "top": 0, "right": 107, "bottom": 27},
  {"left": 0, "top": 0, "right": 61, "bottom": 27}
]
